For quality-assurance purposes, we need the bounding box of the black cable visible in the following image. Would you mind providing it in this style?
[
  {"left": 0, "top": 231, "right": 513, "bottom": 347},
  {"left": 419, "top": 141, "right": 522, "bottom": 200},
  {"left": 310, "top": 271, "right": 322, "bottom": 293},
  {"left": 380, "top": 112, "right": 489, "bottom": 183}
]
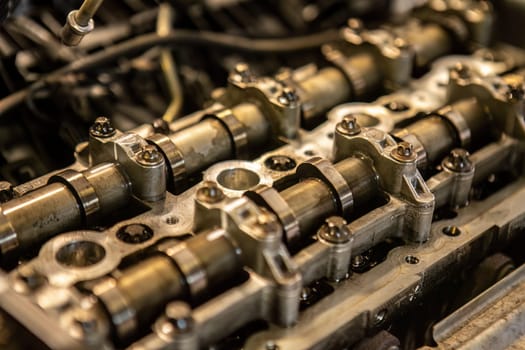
[{"left": 0, "top": 28, "right": 341, "bottom": 116}]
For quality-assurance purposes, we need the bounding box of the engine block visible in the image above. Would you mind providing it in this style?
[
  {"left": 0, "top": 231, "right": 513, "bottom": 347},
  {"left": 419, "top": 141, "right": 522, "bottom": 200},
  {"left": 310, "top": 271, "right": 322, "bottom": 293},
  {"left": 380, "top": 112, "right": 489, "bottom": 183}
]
[{"left": 0, "top": 1, "right": 525, "bottom": 349}]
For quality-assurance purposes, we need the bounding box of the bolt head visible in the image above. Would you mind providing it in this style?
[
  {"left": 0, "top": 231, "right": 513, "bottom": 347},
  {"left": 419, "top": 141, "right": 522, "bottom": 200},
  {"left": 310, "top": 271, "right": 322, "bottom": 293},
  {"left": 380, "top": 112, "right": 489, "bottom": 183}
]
[
  {"left": 391, "top": 141, "right": 416, "bottom": 162},
  {"left": 264, "top": 155, "right": 296, "bottom": 171},
  {"left": 336, "top": 114, "right": 361, "bottom": 136},
  {"left": 233, "top": 62, "right": 252, "bottom": 83},
  {"left": 137, "top": 145, "right": 162, "bottom": 165},
  {"left": 278, "top": 87, "right": 298, "bottom": 105},
  {"left": 318, "top": 216, "right": 351, "bottom": 243},
  {"left": 196, "top": 181, "right": 224, "bottom": 204},
  {"left": 117, "top": 223, "right": 154, "bottom": 244},
  {"left": 506, "top": 83, "right": 525, "bottom": 102},
  {"left": 451, "top": 63, "right": 470, "bottom": 80},
  {"left": 17, "top": 264, "right": 45, "bottom": 290},
  {"left": 443, "top": 148, "right": 472, "bottom": 172},
  {"left": 158, "top": 302, "right": 193, "bottom": 335},
  {"left": 89, "top": 117, "right": 115, "bottom": 138}
]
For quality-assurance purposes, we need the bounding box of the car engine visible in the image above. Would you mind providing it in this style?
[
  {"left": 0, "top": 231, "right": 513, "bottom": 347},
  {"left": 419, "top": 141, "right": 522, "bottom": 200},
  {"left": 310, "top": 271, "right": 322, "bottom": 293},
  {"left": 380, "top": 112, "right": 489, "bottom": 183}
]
[{"left": 0, "top": 0, "right": 525, "bottom": 349}]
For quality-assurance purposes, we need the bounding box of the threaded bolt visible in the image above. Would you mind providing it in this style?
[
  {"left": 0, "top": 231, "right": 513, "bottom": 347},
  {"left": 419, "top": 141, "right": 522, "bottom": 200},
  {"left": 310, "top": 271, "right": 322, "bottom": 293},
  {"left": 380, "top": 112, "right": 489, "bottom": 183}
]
[
  {"left": 156, "top": 302, "right": 193, "bottom": 336},
  {"left": 89, "top": 117, "right": 115, "bottom": 138},
  {"left": 278, "top": 86, "right": 298, "bottom": 105},
  {"left": 137, "top": 145, "right": 162, "bottom": 165},
  {"left": 318, "top": 216, "right": 350, "bottom": 243},
  {"left": 452, "top": 63, "right": 470, "bottom": 80},
  {"left": 443, "top": 148, "right": 472, "bottom": 172},
  {"left": 391, "top": 141, "right": 416, "bottom": 162},
  {"left": 506, "top": 83, "right": 525, "bottom": 102},
  {"left": 233, "top": 62, "right": 252, "bottom": 83},
  {"left": 336, "top": 114, "right": 361, "bottom": 136},
  {"left": 196, "top": 181, "right": 224, "bottom": 204}
]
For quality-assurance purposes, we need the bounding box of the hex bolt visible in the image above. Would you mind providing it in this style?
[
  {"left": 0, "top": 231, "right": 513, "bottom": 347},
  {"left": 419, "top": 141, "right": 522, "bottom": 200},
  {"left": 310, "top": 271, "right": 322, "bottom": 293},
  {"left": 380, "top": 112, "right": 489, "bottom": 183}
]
[
  {"left": 394, "top": 37, "right": 409, "bottom": 50},
  {"left": 196, "top": 181, "right": 224, "bottom": 204},
  {"left": 397, "top": 142, "right": 412, "bottom": 157},
  {"left": 452, "top": 63, "right": 470, "bottom": 80},
  {"left": 278, "top": 86, "right": 298, "bottom": 105},
  {"left": 391, "top": 141, "right": 416, "bottom": 162},
  {"left": 72, "top": 309, "right": 98, "bottom": 337},
  {"left": 17, "top": 264, "right": 45, "bottom": 290},
  {"left": 233, "top": 62, "right": 252, "bottom": 83},
  {"left": 89, "top": 116, "right": 115, "bottom": 138},
  {"left": 336, "top": 114, "right": 361, "bottom": 136},
  {"left": 318, "top": 216, "right": 351, "bottom": 244},
  {"left": 264, "top": 155, "right": 296, "bottom": 171},
  {"left": 117, "top": 223, "right": 154, "bottom": 244},
  {"left": 318, "top": 216, "right": 353, "bottom": 282},
  {"left": 255, "top": 210, "right": 281, "bottom": 234},
  {"left": 506, "top": 83, "right": 525, "bottom": 102},
  {"left": 443, "top": 148, "right": 473, "bottom": 172},
  {"left": 68, "top": 299, "right": 102, "bottom": 342},
  {"left": 160, "top": 302, "right": 194, "bottom": 335},
  {"left": 137, "top": 145, "right": 162, "bottom": 166}
]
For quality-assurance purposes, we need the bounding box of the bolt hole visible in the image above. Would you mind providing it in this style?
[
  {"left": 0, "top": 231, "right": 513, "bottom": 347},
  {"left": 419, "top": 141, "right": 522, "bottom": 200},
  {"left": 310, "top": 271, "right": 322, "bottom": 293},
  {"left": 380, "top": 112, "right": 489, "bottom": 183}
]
[
  {"left": 304, "top": 150, "right": 315, "bottom": 156},
  {"left": 217, "top": 168, "right": 260, "bottom": 191},
  {"left": 166, "top": 216, "right": 179, "bottom": 225},
  {"left": 56, "top": 241, "right": 106, "bottom": 268},
  {"left": 264, "top": 155, "right": 296, "bottom": 171},
  {"left": 327, "top": 132, "right": 334, "bottom": 139},
  {"left": 117, "top": 224, "right": 154, "bottom": 244},
  {"left": 405, "top": 255, "right": 420, "bottom": 265},
  {"left": 442, "top": 225, "right": 461, "bottom": 237}
]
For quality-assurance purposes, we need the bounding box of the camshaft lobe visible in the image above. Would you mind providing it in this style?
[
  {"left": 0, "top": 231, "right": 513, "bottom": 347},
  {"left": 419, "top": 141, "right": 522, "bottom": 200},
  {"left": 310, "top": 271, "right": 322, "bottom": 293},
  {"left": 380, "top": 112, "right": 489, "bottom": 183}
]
[
  {"left": 0, "top": 163, "right": 129, "bottom": 259},
  {"left": 89, "top": 229, "right": 241, "bottom": 340},
  {"left": 280, "top": 157, "right": 379, "bottom": 240}
]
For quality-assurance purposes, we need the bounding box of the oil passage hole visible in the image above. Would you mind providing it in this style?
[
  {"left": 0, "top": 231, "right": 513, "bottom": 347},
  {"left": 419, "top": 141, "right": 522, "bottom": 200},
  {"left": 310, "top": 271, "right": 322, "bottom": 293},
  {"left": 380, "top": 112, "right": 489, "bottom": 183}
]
[
  {"left": 56, "top": 241, "right": 105, "bottom": 267},
  {"left": 217, "top": 168, "right": 260, "bottom": 190},
  {"left": 442, "top": 225, "right": 461, "bottom": 237}
]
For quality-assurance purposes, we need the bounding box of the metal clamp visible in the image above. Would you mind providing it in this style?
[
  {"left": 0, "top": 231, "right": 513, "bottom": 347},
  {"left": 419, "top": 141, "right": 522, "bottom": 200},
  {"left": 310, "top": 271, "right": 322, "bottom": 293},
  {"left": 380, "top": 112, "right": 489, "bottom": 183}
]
[{"left": 48, "top": 169, "right": 100, "bottom": 226}]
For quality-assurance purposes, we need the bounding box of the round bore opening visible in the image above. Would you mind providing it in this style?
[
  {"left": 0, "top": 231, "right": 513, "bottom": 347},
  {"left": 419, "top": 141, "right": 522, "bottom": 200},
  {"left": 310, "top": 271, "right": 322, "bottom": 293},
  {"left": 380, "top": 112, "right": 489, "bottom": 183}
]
[
  {"left": 56, "top": 241, "right": 106, "bottom": 268},
  {"left": 217, "top": 168, "right": 260, "bottom": 191},
  {"left": 442, "top": 225, "right": 461, "bottom": 237}
]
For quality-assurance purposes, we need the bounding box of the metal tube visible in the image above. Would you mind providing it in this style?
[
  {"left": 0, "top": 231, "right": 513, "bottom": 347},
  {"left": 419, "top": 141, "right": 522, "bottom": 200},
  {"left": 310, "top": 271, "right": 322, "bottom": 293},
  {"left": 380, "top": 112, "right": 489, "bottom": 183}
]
[{"left": 76, "top": 0, "right": 105, "bottom": 26}]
